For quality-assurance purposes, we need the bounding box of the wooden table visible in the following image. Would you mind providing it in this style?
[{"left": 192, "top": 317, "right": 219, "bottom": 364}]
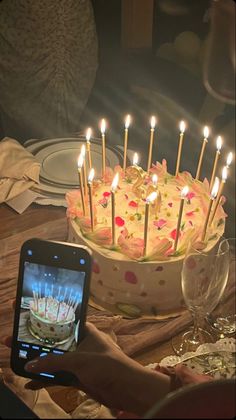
[{"left": 0, "top": 203, "right": 183, "bottom": 414}]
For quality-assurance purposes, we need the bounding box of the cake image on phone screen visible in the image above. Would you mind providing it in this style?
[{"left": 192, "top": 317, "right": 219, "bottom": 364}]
[{"left": 17, "top": 262, "right": 86, "bottom": 350}]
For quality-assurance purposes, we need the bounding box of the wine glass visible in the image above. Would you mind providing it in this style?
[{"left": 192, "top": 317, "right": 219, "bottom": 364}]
[
  {"left": 207, "top": 238, "right": 236, "bottom": 337},
  {"left": 172, "top": 239, "right": 230, "bottom": 355}
]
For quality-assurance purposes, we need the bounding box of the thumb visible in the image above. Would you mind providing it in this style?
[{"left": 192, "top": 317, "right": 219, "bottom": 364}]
[
  {"left": 25, "top": 352, "right": 79, "bottom": 374},
  {"left": 174, "top": 363, "right": 213, "bottom": 384}
]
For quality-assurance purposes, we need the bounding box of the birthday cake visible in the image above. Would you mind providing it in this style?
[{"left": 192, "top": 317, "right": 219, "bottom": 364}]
[
  {"left": 67, "top": 161, "right": 226, "bottom": 317},
  {"left": 29, "top": 297, "right": 75, "bottom": 344}
]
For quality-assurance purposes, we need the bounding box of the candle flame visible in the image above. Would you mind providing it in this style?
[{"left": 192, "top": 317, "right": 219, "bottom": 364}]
[
  {"left": 88, "top": 168, "right": 95, "bottom": 183},
  {"left": 81, "top": 144, "right": 86, "bottom": 157},
  {"left": 111, "top": 173, "right": 119, "bottom": 192},
  {"left": 152, "top": 174, "right": 158, "bottom": 185},
  {"left": 216, "top": 136, "right": 222, "bottom": 151},
  {"left": 133, "top": 152, "right": 139, "bottom": 166},
  {"left": 211, "top": 177, "right": 220, "bottom": 199},
  {"left": 77, "top": 153, "right": 84, "bottom": 169},
  {"left": 181, "top": 185, "right": 189, "bottom": 198},
  {"left": 203, "top": 126, "right": 209, "bottom": 139},
  {"left": 179, "top": 120, "right": 186, "bottom": 133},
  {"left": 101, "top": 118, "right": 106, "bottom": 134},
  {"left": 125, "top": 114, "right": 131, "bottom": 129},
  {"left": 86, "top": 128, "right": 92, "bottom": 142},
  {"left": 146, "top": 191, "right": 158, "bottom": 203},
  {"left": 222, "top": 166, "right": 228, "bottom": 181},
  {"left": 226, "top": 151, "right": 233, "bottom": 167},
  {"left": 150, "top": 116, "right": 156, "bottom": 129}
]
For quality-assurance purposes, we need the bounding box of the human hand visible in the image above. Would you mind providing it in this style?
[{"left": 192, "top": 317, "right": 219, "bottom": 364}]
[
  {"left": 155, "top": 363, "right": 213, "bottom": 391},
  {"left": 24, "top": 322, "right": 171, "bottom": 414},
  {"left": 1, "top": 300, "right": 172, "bottom": 416}
]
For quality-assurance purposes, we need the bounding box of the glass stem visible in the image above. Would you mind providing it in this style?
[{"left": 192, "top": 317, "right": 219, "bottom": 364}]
[{"left": 192, "top": 311, "right": 203, "bottom": 341}]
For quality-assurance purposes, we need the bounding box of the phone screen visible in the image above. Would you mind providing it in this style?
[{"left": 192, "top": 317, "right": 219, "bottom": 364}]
[{"left": 11, "top": 239, "right": 91, "bottom": 383}]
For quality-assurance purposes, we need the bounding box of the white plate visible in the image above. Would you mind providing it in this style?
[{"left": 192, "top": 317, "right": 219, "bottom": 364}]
[{"left": 25, "top": 136, "right": 127, "bottom": 197}]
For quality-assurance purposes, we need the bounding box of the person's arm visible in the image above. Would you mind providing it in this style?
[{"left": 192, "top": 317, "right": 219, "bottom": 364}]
[{"left": 24, "top": 323, "right": 171, "bottom": 416}]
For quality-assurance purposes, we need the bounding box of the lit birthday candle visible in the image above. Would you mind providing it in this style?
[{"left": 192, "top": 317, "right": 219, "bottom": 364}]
[
  {"left": 174, "top": 186, "right": 189, "bottom": 252},
  {"left": 81, "top": 144, "right": 88, "bottom": 200},
  {"left": 67, "top": 288, "right": 73, "bottom": 306},
  {"left": 132, "top": 152, "right": 144, "bottom": 176},
  {"left": 175, "top": 120, "right": 186, "bottom": 176},
  {"left": 147, "top": 116, "right": 156, "bottom": 172},
  {"left": 196, "top": 126, "right": 210, "bottom": 180},
  {"left": 78, "top": 153, "right": 86, "bottom": 215},
  {"left": 226, "top": 151, "right": 233, "bottom": 169},
  {"left": 62, "top": 287, "right": 68, "bottom": 304},
  {"left": 111, "top": 173, "right": 119, "bottom": 246},
  {"left": 131, "top": 152, "right": 146, "bottom": 198},
  {"left": 151, "top": 174, "right": 162, "bottom": 213},
  {"left": 86, "top": 128, "right": 92, "bottom": 170},
  {"left": 123, "top": 114, "right": 131, "bottom": 172},
  {"left": 133, "top": 152, "right": 139, "bottom": 167},
  {"left": 88, "top": 168, "right": 95, "bottom": 231},
  {"left": 143, "top": 191, "right": 158, "bottom": 257},
  {"left": 147, "top": 173, "right": 158, "bottom": 195},
  {"left": 100, "top": 118, "right": 106, "bottom": 178},
  {"left": 209, "top": 166, "right": 227, "bottom": 226},
  {"left": 210, "top": 136, "right": 222, "bottom": 190},
  {"left": 56, "top": 296, "right": 62, "bottom": 322},
  {"left": 201, "top": 177, "right": 220, "bottom": 240},
  {"left": 152, "top": 174, "right": 158, "bottom": 189},
  {"left": 32, "top": 285, "right": 38, "bottom": 312}
]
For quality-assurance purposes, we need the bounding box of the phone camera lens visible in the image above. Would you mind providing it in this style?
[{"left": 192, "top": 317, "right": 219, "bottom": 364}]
[
  {"left": 80, "top": 258, "right": 85, "bottom": 265},
  {"left": 27, "top": 250, "right": 33, "bottom": 256}
]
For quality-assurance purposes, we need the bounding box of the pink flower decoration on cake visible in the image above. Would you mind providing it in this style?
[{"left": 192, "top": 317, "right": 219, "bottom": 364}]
[
  {"left": 186, "top": 191, "right": 196, "bottom": 201},
  {"left": 186, "top": 211, "right": 195, "bottom": 217},
  {"left": 170, "top": 228, "right": 182, "bottom": 240},
  {"left": 213, "top": 195, "right": 227, "bottom": 220},
  {"left": 124, "top": 271, "right": 138, "bottom": 284},
  {"left": 89, "top": 227, "right": 112, "bottom": 246},
  {"left": 114, "top": 165, "right": 124, "bottom": 177},
  {"left": 153, "top": 219, "right": 167, "bottom": 230},
  {"left": 128, "top": 200, "right": 138, "bottom": 208},
  {"left": 102, "top": 167, "right": 114, "bottom": 183},
  {"left": 78, "top": 217, "right": 93, "bottom": 232},
  {"left": 65, "top": 190, "right": 84, "bottom": 218},
  {"left": 168, "top": 202, "right": 173, "bottom": 208},
  {"left": 103, "top": 191, "right": 111, "bottom": 198},
  {"left": 98, "top": 197, "right": 108, "bottom": 206},
  {"left": 115, "top": 216, "right": 125, "bottom": 227},
  {"left": 149, "top": 238, "right": 173, "bottom": 260},
  {"left": 149, "top": 159, "right": 167, "bottom": 178},
  {"left": 118, "top": 233, "right": 144, "bottom": 259}
]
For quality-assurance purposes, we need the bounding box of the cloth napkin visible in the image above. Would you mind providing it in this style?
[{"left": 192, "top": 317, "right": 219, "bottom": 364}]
[
  {"left": 0, "top": 137, "right": 40, "bottom": 203},
  {"left": 87, "top": 307, "right": 192, "bottom": 357}
]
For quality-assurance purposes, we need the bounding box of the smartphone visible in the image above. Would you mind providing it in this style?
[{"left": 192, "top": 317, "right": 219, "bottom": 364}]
[{"left": 11, "top": 238, "right": 92, "bottom": 386}]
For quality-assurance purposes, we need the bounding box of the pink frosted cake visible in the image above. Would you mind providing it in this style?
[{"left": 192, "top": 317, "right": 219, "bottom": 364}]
[
  {"left": 67, "top": 161, "right": 226, "bottom": 317},
  {"left": 29, "top": 297, "right": 75, "bottom": 344}
]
